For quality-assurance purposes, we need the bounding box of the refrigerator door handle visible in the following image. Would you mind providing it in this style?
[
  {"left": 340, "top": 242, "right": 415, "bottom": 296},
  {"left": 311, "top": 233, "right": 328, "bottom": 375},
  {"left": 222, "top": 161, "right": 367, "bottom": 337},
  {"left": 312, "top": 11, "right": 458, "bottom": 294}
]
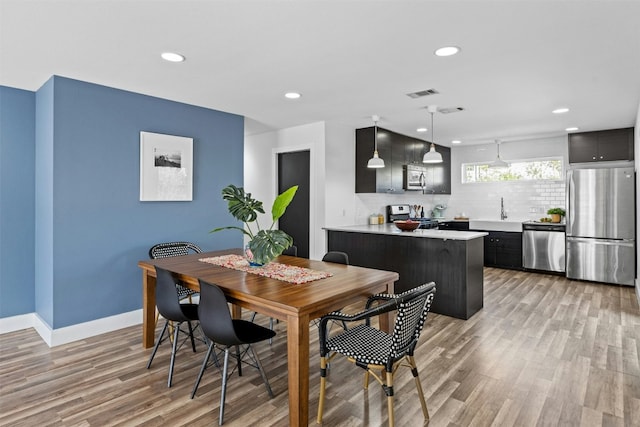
[{"left": 567, "top": 237, "right": 635, "bottom": 247}]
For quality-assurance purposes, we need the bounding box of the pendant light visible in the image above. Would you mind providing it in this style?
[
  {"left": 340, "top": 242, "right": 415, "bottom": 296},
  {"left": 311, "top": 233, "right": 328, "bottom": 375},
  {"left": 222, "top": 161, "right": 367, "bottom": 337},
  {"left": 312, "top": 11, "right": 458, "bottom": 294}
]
[
  {"left": 489, "top": 139, "right": 510, "bottom": 168},
  {"left": 422, "top": 105, "right": 443, "bottom": 164},
  {"left": 367, "top": 115, "right": 385, "bottom": 168}
]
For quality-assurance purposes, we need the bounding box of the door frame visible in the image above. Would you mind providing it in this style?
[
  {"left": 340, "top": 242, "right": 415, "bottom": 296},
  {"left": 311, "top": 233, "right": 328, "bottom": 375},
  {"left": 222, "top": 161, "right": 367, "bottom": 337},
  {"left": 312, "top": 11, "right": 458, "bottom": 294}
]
[{"left": 272, "top": 143, "right": 318, "bottom": 259}]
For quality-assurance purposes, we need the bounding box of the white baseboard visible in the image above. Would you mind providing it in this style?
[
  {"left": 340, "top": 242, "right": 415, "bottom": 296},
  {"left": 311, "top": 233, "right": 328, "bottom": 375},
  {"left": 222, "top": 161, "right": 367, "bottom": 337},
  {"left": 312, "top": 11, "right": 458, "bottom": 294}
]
[
  {"left": 0, "top": 313, "right": 35, "bottom": 333},
  {"left": 1, "top": 310, "right": 142, "bottom": 347}
]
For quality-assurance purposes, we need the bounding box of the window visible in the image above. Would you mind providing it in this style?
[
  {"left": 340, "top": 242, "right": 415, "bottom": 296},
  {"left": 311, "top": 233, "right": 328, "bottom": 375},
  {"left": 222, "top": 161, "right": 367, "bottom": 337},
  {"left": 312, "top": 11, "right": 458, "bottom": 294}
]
[{"left": 462, "top": 158, "right": 563, "bottom": 183}]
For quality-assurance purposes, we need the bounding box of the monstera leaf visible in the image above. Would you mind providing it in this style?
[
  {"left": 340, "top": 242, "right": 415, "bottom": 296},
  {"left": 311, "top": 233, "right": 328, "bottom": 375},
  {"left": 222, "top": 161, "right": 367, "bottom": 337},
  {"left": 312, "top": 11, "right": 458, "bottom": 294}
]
[
  {"left": 248, "top": 229, "right": 294, "bottom": 265},
  {"left": 221, "top": 184, "right": 264, "bottom": 223}
]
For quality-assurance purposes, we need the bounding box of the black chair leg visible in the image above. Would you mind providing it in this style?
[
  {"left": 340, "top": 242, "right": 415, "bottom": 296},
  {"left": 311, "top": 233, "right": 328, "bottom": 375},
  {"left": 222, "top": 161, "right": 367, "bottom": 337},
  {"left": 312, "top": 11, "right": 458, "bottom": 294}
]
[
  {"left": 168, "top": 321, "right": 180, "bottom": 387},
  {"left": 147, "top": 320, "right": 169, "bottom": 369},
  {"left": 187, "top": 321, "right": 197, "bottom": 352},
  {"left": 236, "top": 345, "right": 242, "bottom": 376},
  {"left": 191, "top": 341, "right": 215, "bottom": 399},
  {"left": 220, "top": 348, "right": 231, "bottom": 425},
  {"left": 248, "top": 345, "right": 274, "bottom": 398}
]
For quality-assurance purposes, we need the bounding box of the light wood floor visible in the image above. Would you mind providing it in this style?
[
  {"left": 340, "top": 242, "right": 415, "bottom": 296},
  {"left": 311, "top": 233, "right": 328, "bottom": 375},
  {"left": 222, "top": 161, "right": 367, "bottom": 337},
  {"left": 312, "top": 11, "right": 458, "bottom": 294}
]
[{"left": 1, "top": 268, "right": 639, "bottom": 426}]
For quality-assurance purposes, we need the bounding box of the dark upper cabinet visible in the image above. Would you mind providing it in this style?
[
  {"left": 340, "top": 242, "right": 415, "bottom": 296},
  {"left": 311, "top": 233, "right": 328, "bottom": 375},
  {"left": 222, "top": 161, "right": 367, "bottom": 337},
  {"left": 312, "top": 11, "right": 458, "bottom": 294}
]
[
  {"left": 422, "top": 145, "right": 451, "bottom": 194},
  {"left": 355, "top": 126, "right": 451, "bottom": 194},
  {"left": 568, "top": 127, "right": 634, "bottom": 163}
]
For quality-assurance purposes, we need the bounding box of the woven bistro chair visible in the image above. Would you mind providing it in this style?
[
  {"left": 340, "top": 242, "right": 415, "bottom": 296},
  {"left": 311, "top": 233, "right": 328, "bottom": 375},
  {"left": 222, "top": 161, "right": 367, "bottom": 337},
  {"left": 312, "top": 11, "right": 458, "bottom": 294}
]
[
  {"left": 149, "top": 242, "right": 203, "bottom": 302},
  {"left": 316, "top": 282, "right": 436, "bottom": 427}
]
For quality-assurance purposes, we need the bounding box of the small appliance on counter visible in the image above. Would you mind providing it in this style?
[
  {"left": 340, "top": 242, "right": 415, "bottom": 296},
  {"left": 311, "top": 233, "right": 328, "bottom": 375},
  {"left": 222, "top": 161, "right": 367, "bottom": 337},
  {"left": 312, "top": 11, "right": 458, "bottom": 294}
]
[
  {"left": 432, "top": 204, "right": 447, "bottom": 218},
  {"left": 387, "top": 204, "right": 438, "bottom": 229}
]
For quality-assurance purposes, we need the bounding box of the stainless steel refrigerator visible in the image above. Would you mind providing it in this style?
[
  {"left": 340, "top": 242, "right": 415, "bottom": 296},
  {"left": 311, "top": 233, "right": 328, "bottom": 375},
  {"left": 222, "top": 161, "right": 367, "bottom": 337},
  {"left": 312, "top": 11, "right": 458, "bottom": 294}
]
[{"left": 566, "top": 167, "right": 636, "bottom": 286}]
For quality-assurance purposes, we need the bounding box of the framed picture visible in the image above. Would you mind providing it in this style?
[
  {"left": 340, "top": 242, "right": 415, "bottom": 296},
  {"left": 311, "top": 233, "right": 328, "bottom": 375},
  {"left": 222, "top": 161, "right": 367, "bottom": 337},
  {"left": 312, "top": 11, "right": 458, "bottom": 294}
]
[{"left": 139, "top": 131, "right": 193, "bottom": 201}]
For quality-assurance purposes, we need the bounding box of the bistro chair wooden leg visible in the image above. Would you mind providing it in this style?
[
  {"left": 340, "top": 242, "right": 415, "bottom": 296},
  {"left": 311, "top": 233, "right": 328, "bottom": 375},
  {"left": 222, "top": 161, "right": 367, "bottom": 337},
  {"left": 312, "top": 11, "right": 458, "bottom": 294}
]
[
  {"left": 386, "top": 370, "right": 395, "bottom": 427},
  {"left": 317, "top": 356, "right": 327, "bottom": 424},
  {"left": 408, "top": 356, "right": 429, "bottom": 420}
]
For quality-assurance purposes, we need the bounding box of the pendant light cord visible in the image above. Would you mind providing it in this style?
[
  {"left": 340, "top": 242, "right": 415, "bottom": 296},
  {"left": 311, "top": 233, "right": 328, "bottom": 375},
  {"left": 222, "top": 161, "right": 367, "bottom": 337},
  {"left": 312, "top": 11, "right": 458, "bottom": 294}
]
[{"left": 431, "top": 111, "right": 434, "bottom": 147}]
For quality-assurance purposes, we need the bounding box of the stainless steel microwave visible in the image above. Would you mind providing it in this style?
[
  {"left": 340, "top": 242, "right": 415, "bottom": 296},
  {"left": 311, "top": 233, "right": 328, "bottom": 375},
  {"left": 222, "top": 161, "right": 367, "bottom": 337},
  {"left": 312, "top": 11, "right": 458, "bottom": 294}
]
[{"left": 403, "top": 164, "right": 426, "bottom": 191}]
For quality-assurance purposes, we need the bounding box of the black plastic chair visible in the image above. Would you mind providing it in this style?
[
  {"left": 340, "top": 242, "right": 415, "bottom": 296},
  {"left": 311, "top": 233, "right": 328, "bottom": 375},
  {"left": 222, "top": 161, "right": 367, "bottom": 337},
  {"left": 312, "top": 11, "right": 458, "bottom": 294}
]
[
  {"left": 149, "top": 242, "right": 203, "bottom": 301},
  {"left": 146, "top": 266, "right": 201, "bottom": 387},
  {"left": 281, "top": 245, "right": 298, "bottom": 256},
  {"left": 191, "top": 280, "right": 276, "bottom": 425},
  {"left": 321, "top": 251, "right": 349, "bottom": 264},
  {"left": 317, "top": 282, "right": 436, "bottom": 427}
]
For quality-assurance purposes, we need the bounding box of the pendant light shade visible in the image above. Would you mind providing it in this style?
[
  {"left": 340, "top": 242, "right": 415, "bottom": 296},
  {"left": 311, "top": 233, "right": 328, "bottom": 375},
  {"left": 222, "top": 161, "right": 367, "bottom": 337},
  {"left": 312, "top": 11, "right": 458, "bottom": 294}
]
[
  {"left": 367, "top": 115, "right": 385, "bottom": 168},
  {"left": 489, "top": 139, "right": 510, "bottom": 168},
  {"left": 423, "top": 106, "right": 443, "bottom": 164}
]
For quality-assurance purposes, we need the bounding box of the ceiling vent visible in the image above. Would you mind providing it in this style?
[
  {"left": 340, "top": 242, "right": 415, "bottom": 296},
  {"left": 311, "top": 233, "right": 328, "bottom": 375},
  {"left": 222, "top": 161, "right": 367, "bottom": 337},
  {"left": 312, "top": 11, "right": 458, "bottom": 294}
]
[
  {"left": 406, "top": 88, "right": 439, "bottom": 99},
  {"left": 438, "top": 106, "right": 465, "bottom": 114}
]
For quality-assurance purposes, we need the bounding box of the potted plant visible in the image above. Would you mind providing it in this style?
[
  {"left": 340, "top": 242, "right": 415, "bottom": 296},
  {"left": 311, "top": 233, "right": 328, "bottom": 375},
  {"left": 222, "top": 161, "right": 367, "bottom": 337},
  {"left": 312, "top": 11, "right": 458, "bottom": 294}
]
[
  {"left": 547, "top": 207, "right": 566, "bottom": 223},
  {"left": 211, "top": 184, "right": 298, "bottom": 265}
]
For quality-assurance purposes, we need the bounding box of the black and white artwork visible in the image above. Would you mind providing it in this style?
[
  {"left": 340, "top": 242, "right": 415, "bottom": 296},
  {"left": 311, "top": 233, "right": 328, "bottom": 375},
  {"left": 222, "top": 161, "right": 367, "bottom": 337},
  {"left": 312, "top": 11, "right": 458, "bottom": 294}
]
[{"left": 140, "top": 131, "right": 193, "bottom": 201}]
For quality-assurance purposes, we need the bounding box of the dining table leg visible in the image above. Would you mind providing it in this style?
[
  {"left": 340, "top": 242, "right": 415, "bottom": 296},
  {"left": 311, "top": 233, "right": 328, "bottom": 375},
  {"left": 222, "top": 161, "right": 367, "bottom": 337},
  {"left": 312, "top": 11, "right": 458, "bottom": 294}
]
[
  {"left": 287, "top": 313, "right": 310, "bottom": 427},
  {"left": 142, "top": 270, "right": 156, "bottom": 348}
]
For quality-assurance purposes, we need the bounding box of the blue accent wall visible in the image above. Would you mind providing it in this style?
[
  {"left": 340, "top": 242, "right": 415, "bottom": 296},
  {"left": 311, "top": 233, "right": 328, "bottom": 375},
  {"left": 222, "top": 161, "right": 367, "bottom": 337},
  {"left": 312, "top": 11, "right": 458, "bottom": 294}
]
[
  {"left": 3, "top": 76, "right": 244, "bottom": 329},
  {"left": 0, "top": 86, "right": 36, "bottom": 317},
  {"left": 35, "top": 78, "right": 55, "bottom": 324}
]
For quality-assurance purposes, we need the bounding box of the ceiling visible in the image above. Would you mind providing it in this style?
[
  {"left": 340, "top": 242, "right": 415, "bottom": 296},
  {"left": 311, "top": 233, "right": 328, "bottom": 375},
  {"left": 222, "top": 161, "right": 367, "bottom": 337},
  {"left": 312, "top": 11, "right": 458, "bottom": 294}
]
[{"left": 2, "top": 1, "right": 639, "bottom": 146}]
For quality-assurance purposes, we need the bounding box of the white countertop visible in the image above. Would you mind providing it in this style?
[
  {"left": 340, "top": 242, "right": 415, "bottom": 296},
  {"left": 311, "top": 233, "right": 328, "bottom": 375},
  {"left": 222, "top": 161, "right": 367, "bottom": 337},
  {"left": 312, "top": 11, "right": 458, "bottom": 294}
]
[{"left": 324, "top": 224, "right": 488, "bottom": 241}]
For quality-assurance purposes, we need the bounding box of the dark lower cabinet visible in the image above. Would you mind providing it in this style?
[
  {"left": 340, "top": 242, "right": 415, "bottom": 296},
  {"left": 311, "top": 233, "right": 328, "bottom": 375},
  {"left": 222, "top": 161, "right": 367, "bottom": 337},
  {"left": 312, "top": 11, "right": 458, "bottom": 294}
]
[
  {"left": 481, "top": 231, "right": 523, "bottom": 270},
  {"left": 326, "top": 230, "right": 484, "bottom": 320}
]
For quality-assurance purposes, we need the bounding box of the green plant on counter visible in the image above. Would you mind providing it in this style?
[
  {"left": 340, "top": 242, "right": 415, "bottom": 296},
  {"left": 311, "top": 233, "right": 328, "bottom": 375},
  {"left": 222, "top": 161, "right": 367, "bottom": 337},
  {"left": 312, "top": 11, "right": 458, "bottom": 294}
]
[
  {"left": 211, "top": 184, "right": 298, "bottom": 265},
  {"left": 547, "top": 207, "right": 566, "bottom": 216}
]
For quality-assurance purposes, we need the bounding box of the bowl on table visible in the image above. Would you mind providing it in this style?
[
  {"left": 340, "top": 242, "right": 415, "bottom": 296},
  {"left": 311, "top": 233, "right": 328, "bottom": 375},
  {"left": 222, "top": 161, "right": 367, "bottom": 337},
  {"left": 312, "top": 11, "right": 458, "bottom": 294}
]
[{"left": 394, "top": 220, "right": 420, "bottom": 231}]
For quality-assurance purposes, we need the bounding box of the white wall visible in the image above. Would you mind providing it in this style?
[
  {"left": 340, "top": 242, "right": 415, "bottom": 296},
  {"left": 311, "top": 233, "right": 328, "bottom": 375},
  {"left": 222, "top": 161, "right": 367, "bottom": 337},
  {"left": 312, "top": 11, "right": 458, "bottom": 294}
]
[
  {"left": 245, "top": 122, "right": 329, "bottom": 260},
  {"left": 635, "top": 104, "right": 640, "bottom": 303},
  {"left": 356, "top": 135, "right": 569, "bottom": 222}
]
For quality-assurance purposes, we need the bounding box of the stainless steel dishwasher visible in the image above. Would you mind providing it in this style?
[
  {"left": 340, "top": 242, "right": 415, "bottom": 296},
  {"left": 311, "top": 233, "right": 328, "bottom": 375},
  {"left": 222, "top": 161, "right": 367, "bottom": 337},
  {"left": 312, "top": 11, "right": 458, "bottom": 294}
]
[{"left": 522, "top": 222, "right": 566, "bottom": 272}]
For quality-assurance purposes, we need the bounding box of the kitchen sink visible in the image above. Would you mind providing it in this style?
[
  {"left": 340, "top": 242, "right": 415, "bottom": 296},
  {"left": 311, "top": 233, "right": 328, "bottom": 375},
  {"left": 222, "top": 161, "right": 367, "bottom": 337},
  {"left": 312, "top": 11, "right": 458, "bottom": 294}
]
[{"left": 469, "top": 219, "right": 523, "bottom": 232}]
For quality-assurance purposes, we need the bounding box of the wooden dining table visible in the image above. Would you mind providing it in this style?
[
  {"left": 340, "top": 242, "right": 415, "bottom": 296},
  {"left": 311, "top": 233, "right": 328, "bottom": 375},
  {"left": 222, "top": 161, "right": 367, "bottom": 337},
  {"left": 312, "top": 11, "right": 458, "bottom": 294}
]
[{"left": 138, "top": 248, "right": 398, "bottom": 427}]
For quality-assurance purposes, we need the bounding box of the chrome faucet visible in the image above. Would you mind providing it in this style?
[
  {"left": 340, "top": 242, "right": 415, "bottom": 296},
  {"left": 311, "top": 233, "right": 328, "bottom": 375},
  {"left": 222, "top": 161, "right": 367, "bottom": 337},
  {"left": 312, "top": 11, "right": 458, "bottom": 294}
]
[{"left": 500, "top": 197, "right": 508, "bottom": 220}]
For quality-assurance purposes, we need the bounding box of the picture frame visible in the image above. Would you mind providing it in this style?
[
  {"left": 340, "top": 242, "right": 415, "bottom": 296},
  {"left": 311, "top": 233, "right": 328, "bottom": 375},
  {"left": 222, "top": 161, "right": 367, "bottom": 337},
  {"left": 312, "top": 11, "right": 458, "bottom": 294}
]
[{"left": 139, "top": 131, "right": 193, "bottom": 201}]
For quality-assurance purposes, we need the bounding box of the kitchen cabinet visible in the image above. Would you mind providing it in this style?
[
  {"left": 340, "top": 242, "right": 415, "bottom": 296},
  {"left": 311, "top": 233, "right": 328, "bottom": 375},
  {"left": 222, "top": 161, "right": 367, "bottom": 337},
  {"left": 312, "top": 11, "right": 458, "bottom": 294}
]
[
  {"left": 481, "top": 231, "right": 523, "bottom": 270},
  {"left": 326, "top": 228, "right": 484, "bottom": 319},
  {"left": 355, "top": 126, "right": 451, "bottom": 194},
  {"left": 568, "top": 127, "right": 634, "bottom": 163},
  {"left": 422, "top": 146, "right": 451, "bottom": 194}
]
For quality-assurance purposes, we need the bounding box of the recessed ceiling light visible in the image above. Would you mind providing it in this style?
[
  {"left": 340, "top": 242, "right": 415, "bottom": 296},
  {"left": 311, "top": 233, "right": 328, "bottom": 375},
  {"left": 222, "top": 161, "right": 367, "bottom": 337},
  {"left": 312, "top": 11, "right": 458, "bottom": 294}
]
[
  {"left": 451, "top": 140, "right": 462, "bottom": 144},
  {"left": 434, "top": 46, "right": 460, "bottom": 57},
  {"left": 161, "top": 52, "right": 185, "bottom": 62},
  {"left": 416, "top": 127, "right": 428, "bottom": 133},
  {"left": 553, "top": 108, "right": 570, "bottom": 114},
  {"left": 284, "top": 92, "right": 301, "bottom": 99},
  {"left": 565, "top": 127, "right": 579, "bottom": 132}
]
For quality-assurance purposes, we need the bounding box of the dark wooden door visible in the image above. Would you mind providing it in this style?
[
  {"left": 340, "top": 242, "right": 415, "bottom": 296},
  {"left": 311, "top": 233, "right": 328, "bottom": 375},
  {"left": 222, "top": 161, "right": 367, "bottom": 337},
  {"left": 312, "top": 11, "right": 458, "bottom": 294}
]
[{"left": 278, "top": 151, "right": 310, "bottom": 258}]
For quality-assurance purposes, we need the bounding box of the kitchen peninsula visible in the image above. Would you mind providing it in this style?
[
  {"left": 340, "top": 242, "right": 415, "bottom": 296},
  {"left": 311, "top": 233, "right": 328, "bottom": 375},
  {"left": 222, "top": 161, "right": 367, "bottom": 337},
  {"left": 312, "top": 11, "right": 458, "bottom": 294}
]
[{"left": 325, "top": 224, "right": 487, "bottom": 319}]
